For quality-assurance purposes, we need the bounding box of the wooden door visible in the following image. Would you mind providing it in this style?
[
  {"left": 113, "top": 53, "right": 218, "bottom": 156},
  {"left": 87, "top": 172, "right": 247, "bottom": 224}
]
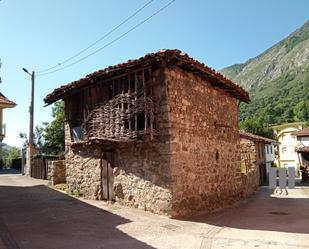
[{"left": 100, "top": 152, "right": 114, "bottom": 201}]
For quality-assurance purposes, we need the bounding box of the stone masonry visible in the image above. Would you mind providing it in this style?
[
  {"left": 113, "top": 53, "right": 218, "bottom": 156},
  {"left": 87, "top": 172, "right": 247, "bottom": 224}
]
[
  {"left": 240, "top": 138, "right": 260, "bottom": 197},
  {"left": 65, "top": 69, "right": 173, "bottom": 215},
  {"left": 64, "top": 67, "right": 245, "bottom": 217},
  {"left": 48, "top": 160, "right": 66, "bottom": 185},
  {"left": 165, "top": 68, "right": 244, "bottom": 217},
  {"left": 46, "top": 50, "right": 250, "bottom": 217}
]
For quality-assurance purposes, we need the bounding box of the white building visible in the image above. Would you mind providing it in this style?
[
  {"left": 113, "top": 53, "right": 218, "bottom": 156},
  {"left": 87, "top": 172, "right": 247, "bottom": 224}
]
[
  {"left": 265, "top": 142, "right": 279, "bottom": 173},
  {"left": 276, "top": 126, "right": 302, "bottom": 170},
  {"left": 294, "top": 128, "right": 309, "bottom": 148}
]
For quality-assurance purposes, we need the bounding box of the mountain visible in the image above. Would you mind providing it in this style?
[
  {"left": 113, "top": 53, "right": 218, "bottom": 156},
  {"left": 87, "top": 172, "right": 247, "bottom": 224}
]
[{"left": 220, "top": 20, "right": 309, "bottom": 125}]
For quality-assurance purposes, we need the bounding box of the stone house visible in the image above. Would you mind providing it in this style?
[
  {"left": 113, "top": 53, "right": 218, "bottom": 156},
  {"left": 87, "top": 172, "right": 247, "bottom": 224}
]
[
  {"left": 240, "top": 131, "right": 279, "bottom": 195},
  {"left": 44, "top": 49, "right": 249, "bottom": 217}
]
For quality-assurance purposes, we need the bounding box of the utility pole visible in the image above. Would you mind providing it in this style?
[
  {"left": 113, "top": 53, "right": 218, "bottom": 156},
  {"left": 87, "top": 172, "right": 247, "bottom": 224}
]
[
  {"left": 29, "top": 71, "right": 35, "bottom": 149},
  {"left": 22, "top": 68, "right": 35, "bottom": 176}
]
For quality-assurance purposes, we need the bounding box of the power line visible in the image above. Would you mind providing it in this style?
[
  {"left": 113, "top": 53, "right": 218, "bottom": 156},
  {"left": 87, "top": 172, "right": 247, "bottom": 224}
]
[
  {"left": 37, "top": 0, "right": 176, "bottom": 77},
  {"left": 36, "top": 0, "right": 154, "bottom": 74}
]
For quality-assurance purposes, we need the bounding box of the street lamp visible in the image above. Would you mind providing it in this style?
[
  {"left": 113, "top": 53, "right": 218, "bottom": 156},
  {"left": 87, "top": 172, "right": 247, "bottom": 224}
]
[{"left": 22, "top": 68, "right": 35, "bottom": 176}]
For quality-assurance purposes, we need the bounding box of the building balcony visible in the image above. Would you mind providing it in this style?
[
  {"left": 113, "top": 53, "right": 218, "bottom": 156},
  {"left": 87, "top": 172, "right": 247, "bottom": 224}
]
[{"left": 71, "top": 93, "right": 156, "bottom": 147}]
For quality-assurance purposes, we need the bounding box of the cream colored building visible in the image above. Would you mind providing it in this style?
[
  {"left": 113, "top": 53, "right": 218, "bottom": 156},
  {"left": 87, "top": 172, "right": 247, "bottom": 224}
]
[
  {"left": 0, "top": 92, "right": 16, "bottom": 160},
  {"left": 275, "top": 126, "right": 303, "bottom": 171}
]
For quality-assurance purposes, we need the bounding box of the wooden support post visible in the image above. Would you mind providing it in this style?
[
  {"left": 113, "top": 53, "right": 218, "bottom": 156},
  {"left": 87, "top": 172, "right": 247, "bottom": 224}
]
[
  {"left": 120, "top": 77, "right": 125, "bottom": 137},
  {"left": 148, "top": 68, "right": 153, "bottom": 140},
  {"left": 128, "top": 74, "right": 132, "bottom": 133},
  {"left": 143, "top": 69, "right": 147, "bottom": 132},
  {"left": 134, "top": 72, "right": 138, "bottom": 133},
  {"left": 112, "top": 80, "right": 115, "bottom": 98}
]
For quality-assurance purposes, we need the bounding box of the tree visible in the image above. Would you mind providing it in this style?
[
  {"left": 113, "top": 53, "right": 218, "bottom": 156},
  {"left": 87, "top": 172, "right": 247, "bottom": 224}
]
[
  {"left": 19, "top": 125, "right": 45, "bottom": 150},
  {"left": 18, "top": 101, "right": 65, "bottom": 156},
  {"left": 294, "top": 100, "right": 309, "bottom": 121},
  {"left": 4, "top": 147, "right": 20, "bottom": 168},
  {"left": 42, "top": 101, "right": 65, "bottom": 155},
  {"left": 240, "top": 117, "right": 274, "bottom": 139}
]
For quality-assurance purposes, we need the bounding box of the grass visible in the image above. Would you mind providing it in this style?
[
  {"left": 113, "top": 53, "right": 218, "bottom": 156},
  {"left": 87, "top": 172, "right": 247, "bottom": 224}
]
[{"left": 53, "top": 183, "right": 68, "bottom": 192}]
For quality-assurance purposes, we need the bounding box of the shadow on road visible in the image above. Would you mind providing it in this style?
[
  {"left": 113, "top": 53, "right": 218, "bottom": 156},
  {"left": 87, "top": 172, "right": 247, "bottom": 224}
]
[
  {"left": 0, "top": 169, "right": 21, "bottom": 175},
  {"left": 184, "top": 187, "right": 309, "bottom": 235},
  {"left": 0, "top": 185, "right": 155, "bottom": 249}
]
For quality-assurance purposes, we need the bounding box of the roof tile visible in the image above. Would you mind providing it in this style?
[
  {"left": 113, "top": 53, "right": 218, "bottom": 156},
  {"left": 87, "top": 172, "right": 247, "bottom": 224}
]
[{"left": 44, "top": 49, "right": 250, "bottom": 104}]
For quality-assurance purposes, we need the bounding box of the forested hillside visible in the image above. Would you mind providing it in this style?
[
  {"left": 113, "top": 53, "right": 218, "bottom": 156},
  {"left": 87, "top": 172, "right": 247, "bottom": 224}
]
[{"left": 220, "top": 20, "right": 309, "bottom": 136}]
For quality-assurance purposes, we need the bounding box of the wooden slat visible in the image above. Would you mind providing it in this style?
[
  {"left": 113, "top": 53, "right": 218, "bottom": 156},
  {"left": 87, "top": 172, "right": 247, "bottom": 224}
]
[
  {"left": 143, "top": 69, "right": 147, "bottom": 132},
  {"left": 128, "top": 74, "right": 132, "bottom": 132},
  {"left": 134, "top": 72, "right": 138, "bottom": 132}
]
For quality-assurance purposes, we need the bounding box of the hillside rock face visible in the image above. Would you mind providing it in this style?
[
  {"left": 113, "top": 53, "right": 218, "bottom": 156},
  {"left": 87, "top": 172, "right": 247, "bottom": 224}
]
[
  {"left": 221, "top": 20, "right": 309, "bottom": 91},
  {"left": 220, "top": 20, "right": 309, "bottom": 124}
]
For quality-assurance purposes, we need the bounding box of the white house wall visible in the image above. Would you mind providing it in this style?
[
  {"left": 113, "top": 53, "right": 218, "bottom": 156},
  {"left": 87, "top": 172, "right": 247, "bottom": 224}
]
[{"left": 277, "top": 128, "right": 300, "bottom": 169}]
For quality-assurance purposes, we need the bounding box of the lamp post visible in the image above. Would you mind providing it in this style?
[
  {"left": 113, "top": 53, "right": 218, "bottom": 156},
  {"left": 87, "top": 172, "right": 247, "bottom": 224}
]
[{"left": 22, "top": 68, "right": 35, "bottom": 176}]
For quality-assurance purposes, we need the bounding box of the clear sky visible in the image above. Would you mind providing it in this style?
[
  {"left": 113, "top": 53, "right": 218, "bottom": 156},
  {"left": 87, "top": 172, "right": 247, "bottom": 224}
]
[{"left": 0, "top": 0, "right": 308, "bottom": 147}]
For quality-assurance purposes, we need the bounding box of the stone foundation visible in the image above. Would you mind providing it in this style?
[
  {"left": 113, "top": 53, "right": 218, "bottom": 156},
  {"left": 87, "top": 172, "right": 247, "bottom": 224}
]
[
  {"left": 65, "top": 68, "right": 173, "bottom": 215},
  {"left": 165, "top": 68, "right": 244, "bottom": 217},
  {"left": 48, "top": 160, "right": 66, "bottom": 185},
  {"left": 64, "top": 66, "right": 246, "bottom": 217},
  {"left": 240, "top": 138, "right": 260, "bottom": 196}
]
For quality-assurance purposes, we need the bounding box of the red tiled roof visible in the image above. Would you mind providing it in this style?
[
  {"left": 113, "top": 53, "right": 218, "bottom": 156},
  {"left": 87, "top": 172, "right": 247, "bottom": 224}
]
[
  {"left": 291, "top": 128, "right": 309, "bottom": 137},
  {"left": 0, "top": 93, "right": 16, "bottom": 107},
  {"left": 239, "top": 131, "right": 279, "bottom": 144},
  {"left": 44, "top": 49, "right": 250, "bottom": 104}
]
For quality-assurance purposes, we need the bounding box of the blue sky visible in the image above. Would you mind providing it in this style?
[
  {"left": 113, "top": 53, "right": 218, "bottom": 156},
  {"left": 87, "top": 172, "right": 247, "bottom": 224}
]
[{"left": 0, "top": 0, "right": 308, "bottom": 147}]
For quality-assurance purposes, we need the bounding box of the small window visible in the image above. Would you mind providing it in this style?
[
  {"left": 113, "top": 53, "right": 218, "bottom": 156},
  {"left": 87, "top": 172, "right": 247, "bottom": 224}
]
[
  {"left": 72, "top": 126, "right": 83, "bottom": 142},
  {"left": 215, "top": 151, "right": 219, "bottom": 161},
  {"left": 270, "top": 146, "right": 273, "bottom": 154},
  {"left": 266, "top": 146, "right": 269, "bottom": 154},
  {"left": 282, "top": 147, "right": 287, "bottom": 154}
]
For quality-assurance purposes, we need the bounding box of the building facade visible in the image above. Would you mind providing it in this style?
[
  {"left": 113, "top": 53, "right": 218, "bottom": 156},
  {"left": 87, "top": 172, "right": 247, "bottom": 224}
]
[
  {"left": 0, "top": 93, "right": 16, "bottom": 162},
  {"left": 45, "top": 50, "right": 250, "bottom": 217},
  {"left": 275, "top": 126, "right": 303, "bottom": 171},
  {"left": 265, "top": 142, "right": 279, "bottom": 173},
  {"left": 240, "top": 131, "right": 278, "bottom": 195},
  {"left": 292, "top": 128, "right": 309, "bottom": 181}
]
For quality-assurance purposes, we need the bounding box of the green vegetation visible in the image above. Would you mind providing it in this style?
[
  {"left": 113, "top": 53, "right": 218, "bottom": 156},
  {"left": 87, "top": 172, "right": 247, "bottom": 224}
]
[
  {"left": 42, "top": 101, "right": 65, "bottom": 156},
  {"left": 53, "top": 183, "right": 68, "bottom": 192},
  {"left": 239, "top": 117, "right": 274, "bottom": 138},
  {"left": 221, "top": 20, "right": 309, "bottom": 137},
  {"left": 19, "top": 101, "right": 65, "bottom": 156},
  {"left": 239, "top": 66, "right": 309, "bottom": 128},
  {"left": 4, "top": 147, "right": 21, "bottom": 168}
]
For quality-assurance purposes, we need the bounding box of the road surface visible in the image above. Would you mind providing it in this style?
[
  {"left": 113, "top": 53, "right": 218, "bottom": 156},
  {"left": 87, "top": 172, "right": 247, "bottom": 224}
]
[{"left": 0, "top": 169, "right": 309, "bottom": 249}]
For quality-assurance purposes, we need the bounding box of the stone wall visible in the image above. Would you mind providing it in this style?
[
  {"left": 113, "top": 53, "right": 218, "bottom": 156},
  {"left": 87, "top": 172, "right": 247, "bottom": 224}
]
[
  {"left": 164, "top": 67, "right": 244, "bottom": 217},
  {"left": 64, "top": 68, "right": 173, "bottom": 215},
  {"left": 64, "top": 66, "right": 248, "bottom": 217},
  {"left": 48, "top": 160, "right": 66, "bottom": 185},
  {"left": 240, "top": 138, "right": 260, "bottom": 196}
]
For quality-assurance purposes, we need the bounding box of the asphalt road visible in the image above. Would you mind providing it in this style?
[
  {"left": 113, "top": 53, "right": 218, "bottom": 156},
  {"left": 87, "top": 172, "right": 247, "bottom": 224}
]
[{"left": 1, "top": 169, "right": 309, "bottom": 249}]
